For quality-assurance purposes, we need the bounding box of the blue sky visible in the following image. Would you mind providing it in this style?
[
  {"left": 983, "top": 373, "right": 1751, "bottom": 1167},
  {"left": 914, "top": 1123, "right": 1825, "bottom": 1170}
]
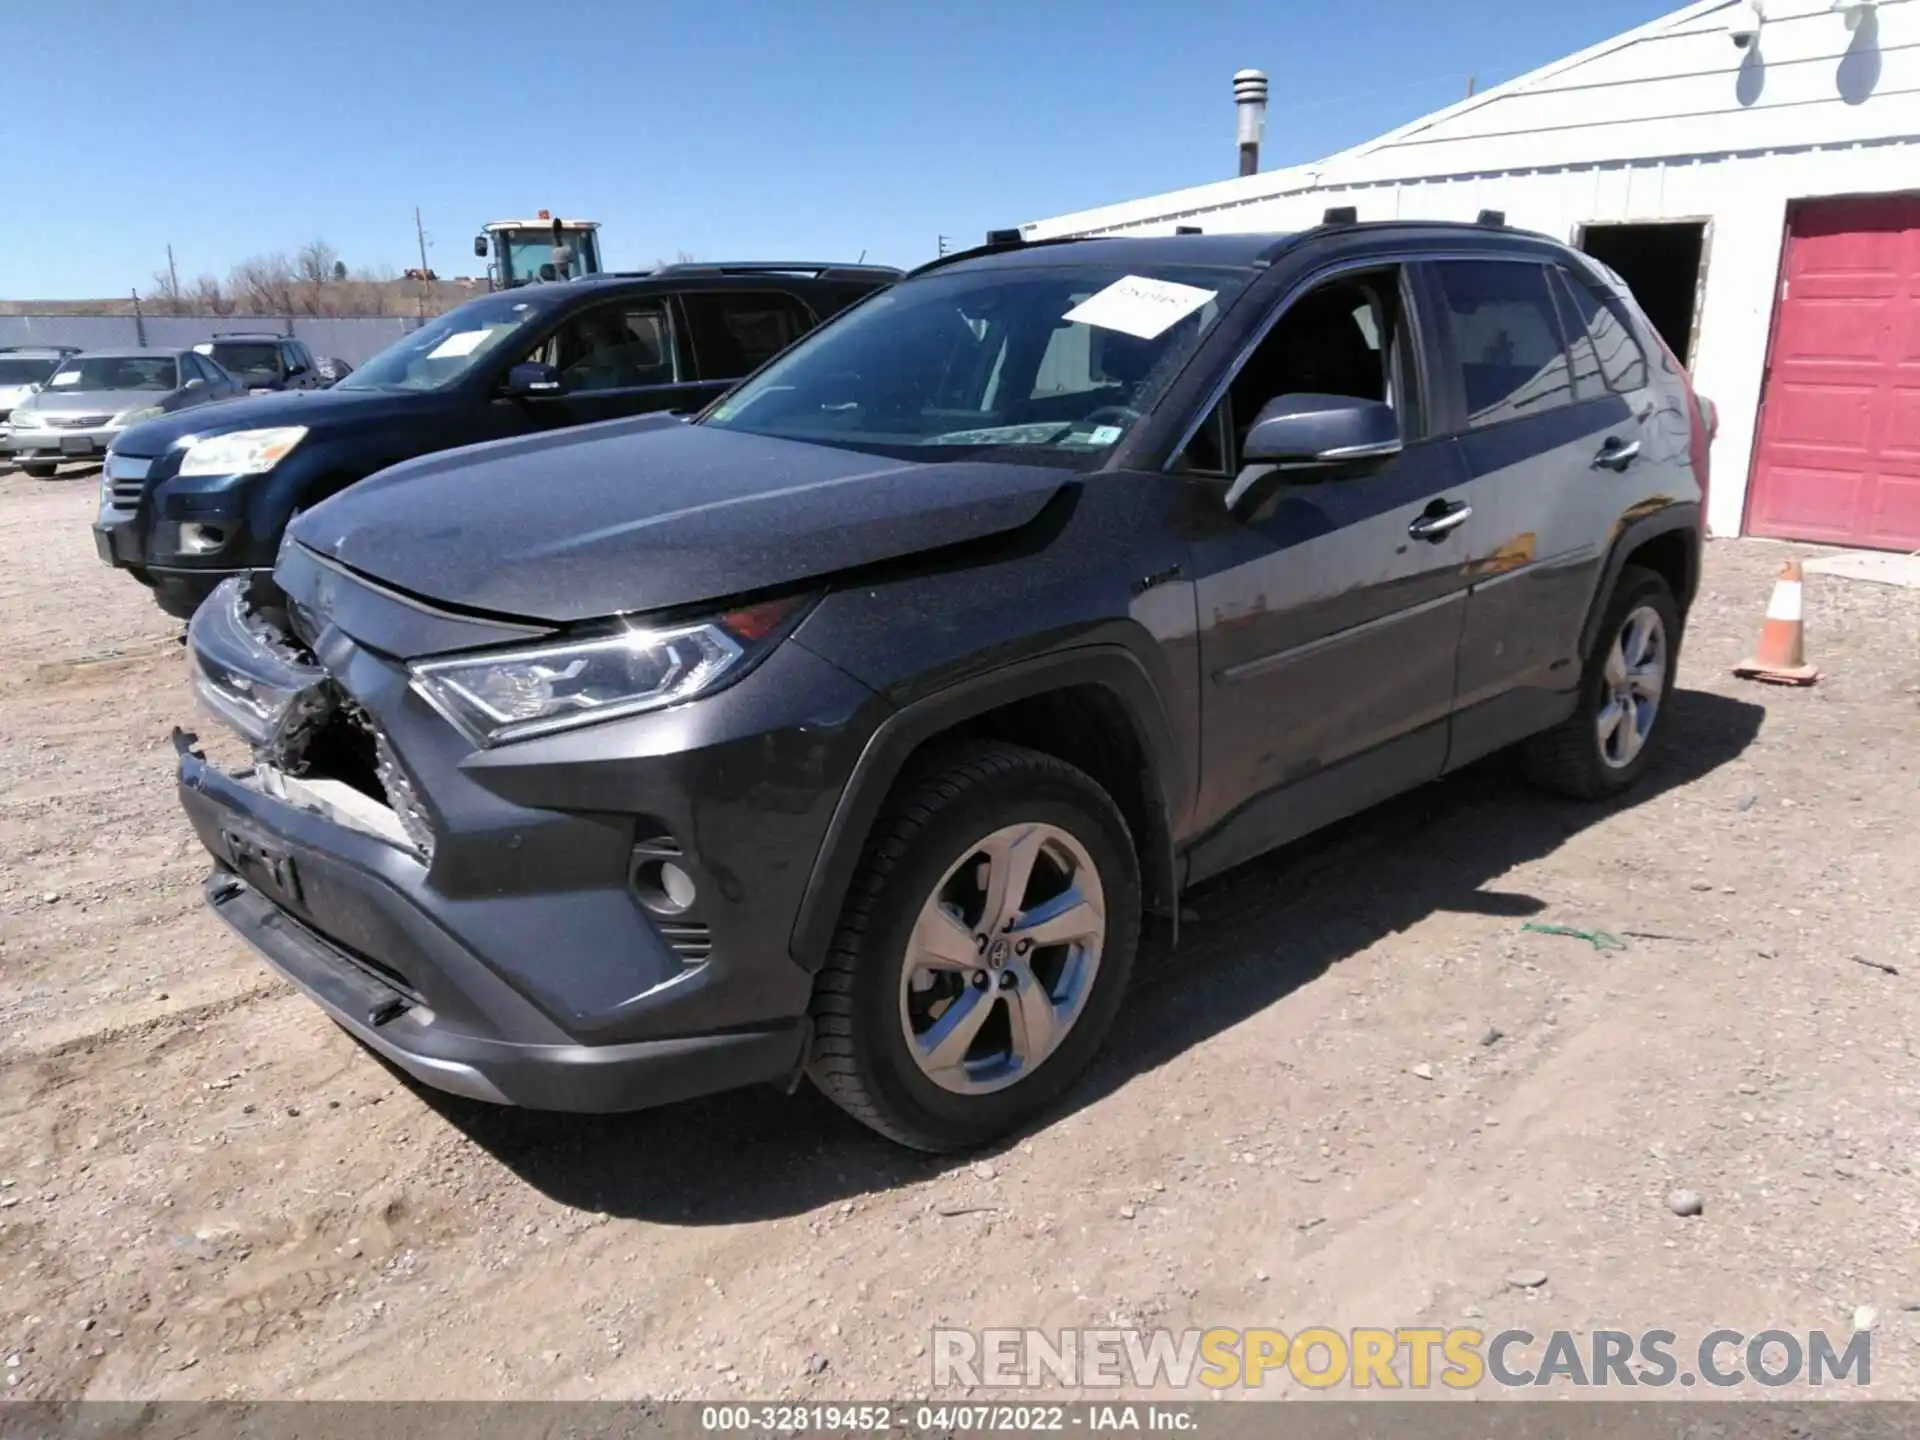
[{"left": 7, "top": 0, "right": 1677, "bottom": 299}]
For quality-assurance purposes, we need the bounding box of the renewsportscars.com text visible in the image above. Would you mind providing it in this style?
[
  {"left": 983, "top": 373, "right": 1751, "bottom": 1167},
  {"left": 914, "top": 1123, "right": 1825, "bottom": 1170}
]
[{"left": 932, "top": 1326, "right": 1872, "bottom": 1391}]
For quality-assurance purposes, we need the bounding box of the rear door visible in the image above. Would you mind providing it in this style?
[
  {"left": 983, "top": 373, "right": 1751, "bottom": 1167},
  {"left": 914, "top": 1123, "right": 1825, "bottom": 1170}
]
[
  {"left": 681, "top": 288, "right": 817, "bottom": 403},
  {"left": 1432, "top": 257, "right": 1647, "bottom": 769}
]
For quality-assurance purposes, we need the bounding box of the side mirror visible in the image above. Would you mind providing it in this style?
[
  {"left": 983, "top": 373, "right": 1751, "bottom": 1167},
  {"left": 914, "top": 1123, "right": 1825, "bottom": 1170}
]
[
  {"left": 473, "top": 235, "right": 489, "bottom": 259},
  {"left": 504, "top": 361, "right": 565, "bottom": 397},
  {"left": 184, "top": 376, "right": 205, "bottom": 390},
  {"left": 286, "top": 363, "right": 307, "bottom": 378},
  {"left": 1227, "top": 394, "right": 1402, "bottom": 513}
]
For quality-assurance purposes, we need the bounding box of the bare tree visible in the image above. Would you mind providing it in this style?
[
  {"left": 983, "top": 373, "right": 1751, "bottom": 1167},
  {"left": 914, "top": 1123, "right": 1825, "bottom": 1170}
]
[
  {"left": 292, "top": 239, "right": 342, "bottom": 314},
  {"left": 229, "top": 252, "right": 298, "bottom": 316},
  {"left": 189, "top": 275, "right": 234, "bottom": 315},
  {"left": 331, "top": 259, "right": 348, "bottom": 282},
  {"left": 651, "top": 249, "right": 698, "bottom": 268},
  {"left": 149, "top": 267, "right": 188, "bottom": 315}
]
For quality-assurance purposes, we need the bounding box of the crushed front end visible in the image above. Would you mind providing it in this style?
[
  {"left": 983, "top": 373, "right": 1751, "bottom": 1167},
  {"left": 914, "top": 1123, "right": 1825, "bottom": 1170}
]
[{"left": 178, "top": 556, "right": 880, "bottom": 1112}]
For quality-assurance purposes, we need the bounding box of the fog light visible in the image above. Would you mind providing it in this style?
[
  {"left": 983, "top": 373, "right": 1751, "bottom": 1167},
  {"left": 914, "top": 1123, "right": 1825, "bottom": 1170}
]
[
  {"left": 632, "top": 857, "right": 696, "bottom": 916},
  {"left": 180, "top": 522, "right": 227, "bottom": 555}
]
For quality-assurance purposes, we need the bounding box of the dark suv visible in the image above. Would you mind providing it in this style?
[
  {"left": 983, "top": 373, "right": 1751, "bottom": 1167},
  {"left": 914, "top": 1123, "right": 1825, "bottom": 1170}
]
[
  {"left": 196, "top": 335, "right": 326, "bottom": 395},
  {"left": 98, "top": 263, "right": 899, "bottom": 618},
  {"left": 176, "top": 221, "right": 1709, "bottom": 1152}
]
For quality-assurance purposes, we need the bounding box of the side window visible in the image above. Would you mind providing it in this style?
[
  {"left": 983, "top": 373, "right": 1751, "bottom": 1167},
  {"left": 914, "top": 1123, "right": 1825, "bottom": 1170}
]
[
  {"left": 1176, "top": 268, "right": 1407, "bottom": 475},
  {"left": 682, "top": 292, "right": 813, "bottom": 380},
  {"left": 539, "top": 304, "right": 677, "bottom": 391},
  {"left": 1553, "top": 268, "right": 1650, "bottom": 396},
  {"left": 1433, "top": 261, "right": 1574, "bottom": 428}
]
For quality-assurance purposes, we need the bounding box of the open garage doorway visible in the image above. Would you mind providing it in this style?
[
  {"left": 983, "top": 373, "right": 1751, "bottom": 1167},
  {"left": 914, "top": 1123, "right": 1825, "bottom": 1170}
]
[{"left": 1577, "top": 221, "right": 1707, "bottom": 367}]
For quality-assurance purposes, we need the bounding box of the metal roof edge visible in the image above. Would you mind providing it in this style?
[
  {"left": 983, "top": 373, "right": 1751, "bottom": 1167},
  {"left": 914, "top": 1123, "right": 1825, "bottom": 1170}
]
[{"left": 1023, "top": 0, "right": 1735, "bottom": 236}]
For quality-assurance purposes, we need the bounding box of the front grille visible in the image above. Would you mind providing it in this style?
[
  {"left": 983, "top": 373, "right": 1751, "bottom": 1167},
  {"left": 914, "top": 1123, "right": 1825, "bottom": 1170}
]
[
  {"left": 105, "top": 453, "right": 154, "bottom": 508},
  {"left": 285, "top": 694, "right": 436, "bottom": 863},
  {"left": 49, "top": 414, "right": 112, "bottom": 429}
]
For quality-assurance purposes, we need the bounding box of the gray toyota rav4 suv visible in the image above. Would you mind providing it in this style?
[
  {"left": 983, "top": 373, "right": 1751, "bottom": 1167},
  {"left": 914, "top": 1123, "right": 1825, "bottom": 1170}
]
[{"left": 177, "top": 219, "right": 1711, "bottom": 1151}]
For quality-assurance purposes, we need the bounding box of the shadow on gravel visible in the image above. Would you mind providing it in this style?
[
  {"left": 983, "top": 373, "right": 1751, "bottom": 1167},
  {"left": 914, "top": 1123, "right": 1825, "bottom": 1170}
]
[{"left": 420, "top": 687, "right": 1766, "bottom": 1223}]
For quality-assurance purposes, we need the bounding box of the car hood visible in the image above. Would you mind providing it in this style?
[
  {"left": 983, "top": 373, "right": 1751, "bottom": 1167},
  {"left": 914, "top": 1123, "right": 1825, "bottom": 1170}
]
[
  {"left": 0, "top": 385, "right": 38, "bottom": 409},
  {"left": 18, "top": 389, "right": 152, "bottom": 418},
  {"left": 289, "top": 415, "right": 1074, "bottom": 624},
  {"left": 112, "top": 385, "right": 442, "bottom": 456}
]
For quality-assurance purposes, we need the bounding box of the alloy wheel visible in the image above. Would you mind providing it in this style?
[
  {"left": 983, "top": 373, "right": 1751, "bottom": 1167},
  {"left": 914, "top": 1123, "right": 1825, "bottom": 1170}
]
[
  {"left": 897, "top": 823, "right": 1106, "bottom": 1096},
  {"left": 1596, "top": 604, "right": 1667, "bottom": 770}
]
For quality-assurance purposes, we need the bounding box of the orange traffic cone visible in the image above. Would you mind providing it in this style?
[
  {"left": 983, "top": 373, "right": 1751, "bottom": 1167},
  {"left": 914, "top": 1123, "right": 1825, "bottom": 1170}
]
[{"left": 1734, "top": 558, "right": 1819, "bottom": 685}]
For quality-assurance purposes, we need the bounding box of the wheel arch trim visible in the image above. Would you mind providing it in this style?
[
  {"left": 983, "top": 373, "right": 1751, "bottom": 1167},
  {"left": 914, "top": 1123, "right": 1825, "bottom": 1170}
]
[
  {"left": 789, "top": 644, "right": 1182, "bottom": 972},
  {"left": 1578, "top": 501, "right": 1702, "bottom": 660}
]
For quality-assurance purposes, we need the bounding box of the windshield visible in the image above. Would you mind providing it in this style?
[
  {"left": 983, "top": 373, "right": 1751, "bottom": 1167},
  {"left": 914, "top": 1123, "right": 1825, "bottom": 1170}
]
[
  {"left": 207, "top": 343, "right": 282, "bottom": 382},
  {"left": 701, "top": 263, "right": 1250, "bottom": 466},
  {"left": 503, "top": 231, "right": 597, "bottom": 284},
  {"left": 46, "top": 356, "right": 178, "bottom": 392},
  {"left": 0, "top": 358, "right": 58, "bottom": 386},
  {"left": 337, "top": 295, "right": 547, "bottom": 393}
]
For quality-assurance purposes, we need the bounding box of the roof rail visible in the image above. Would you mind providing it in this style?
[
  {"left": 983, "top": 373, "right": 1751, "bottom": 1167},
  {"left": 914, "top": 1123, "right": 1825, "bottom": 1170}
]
[
  {"left": 1175, "top": 225, "right": 1204, "bottom": 235},
  {"left": 1477, "top": 209, "right": 1507, "bottom": 227},
  {"left": 905, "top": 231, "right": 1102, "bottom": 279},
  {"left": 212, "top": 330, "right": 286, "bottom": 340},
  {"left": 1321, "top": 206, "right": 1358, "bottom": 225},
  {"left": 0, "top": 344, "right": 80, "bottom": 354},
  {"left": 647, "top": 261, "right": 904, "bottom": 281}
]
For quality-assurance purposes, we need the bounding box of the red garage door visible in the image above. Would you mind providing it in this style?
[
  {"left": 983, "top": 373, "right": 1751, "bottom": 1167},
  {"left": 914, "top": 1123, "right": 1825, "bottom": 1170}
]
[{"left": 1748, "top": 195, "right": 1920, "bottom": 551}]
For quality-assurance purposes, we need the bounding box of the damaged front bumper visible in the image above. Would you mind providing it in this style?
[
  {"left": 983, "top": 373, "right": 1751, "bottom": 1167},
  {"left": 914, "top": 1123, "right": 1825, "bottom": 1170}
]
[{"left": 177, "top": 577, "right": 813, "bottom": 1112}]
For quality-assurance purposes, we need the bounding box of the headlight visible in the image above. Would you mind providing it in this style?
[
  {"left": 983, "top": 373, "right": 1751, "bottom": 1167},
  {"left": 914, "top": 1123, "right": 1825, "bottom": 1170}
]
[
  {"left": 409, "top": 598, "right": 805, "bottom": 746},
  {"left": 113, "top": 404, "right": 166, "bottom": 427},
  {"left": 178, "top": 426, "right": 308, "bottom": 477}
]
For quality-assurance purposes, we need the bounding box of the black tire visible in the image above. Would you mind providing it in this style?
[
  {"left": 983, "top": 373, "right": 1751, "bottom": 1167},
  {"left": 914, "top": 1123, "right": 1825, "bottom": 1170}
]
[
  {"left": 21, "top": 462, "right": 56, "bottom": 479},
  {"left": 1523, "top": 565, "right": 1680, "bottom": 799},
  {"left": 807, "top": 743, "right": 1141, "bottom": 1152},
  {"left": 151, "top": 578, "right": 213, "bottom": 621}
]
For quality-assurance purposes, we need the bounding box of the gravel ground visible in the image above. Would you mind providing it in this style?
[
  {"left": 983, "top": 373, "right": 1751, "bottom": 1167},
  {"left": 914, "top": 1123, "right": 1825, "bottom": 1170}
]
[{"left": 1, "top": 462, "right": 1917, "bottom": 1402}]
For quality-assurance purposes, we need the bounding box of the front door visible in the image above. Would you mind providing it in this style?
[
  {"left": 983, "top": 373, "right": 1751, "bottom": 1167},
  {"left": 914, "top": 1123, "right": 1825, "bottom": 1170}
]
[
  {"left": 517, "top": 298, "right": 716, "bottom": 430},
  {"left": 1184, "top": 264, "right": 1475, "bottom": 881}
]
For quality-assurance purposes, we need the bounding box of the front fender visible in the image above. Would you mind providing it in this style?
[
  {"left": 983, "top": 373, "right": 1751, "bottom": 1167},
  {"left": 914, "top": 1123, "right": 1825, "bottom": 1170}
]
[{"left": 787, "top": 643, "right": 1183, "bottom": 971}]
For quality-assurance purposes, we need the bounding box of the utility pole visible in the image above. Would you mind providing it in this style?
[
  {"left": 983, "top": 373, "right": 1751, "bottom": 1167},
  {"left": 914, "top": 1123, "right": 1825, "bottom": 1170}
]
[
  {"left": 414, "top": 206, "right": 431, "bottom": 320},
  {"left": 937, "top": 235, "right": 952, "bottom": 257},
  {"left": 166, "top": 244, "right": 181, "bottom": 311},
  {"left": 1466, "top": 73, "right": 1478, "bottom": 97},
  {"left": 131, "top": 289, "right": 147, "bottom": 348}
]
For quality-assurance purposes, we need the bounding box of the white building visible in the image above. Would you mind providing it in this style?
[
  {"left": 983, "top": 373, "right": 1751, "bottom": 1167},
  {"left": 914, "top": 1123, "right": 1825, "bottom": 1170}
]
[{"left": 1025, "top": 0, "right": 1920, "bottom": 551}]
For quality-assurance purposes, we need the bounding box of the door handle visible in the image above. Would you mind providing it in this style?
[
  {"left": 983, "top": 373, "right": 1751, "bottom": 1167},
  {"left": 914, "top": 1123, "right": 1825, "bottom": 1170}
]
[
  {"left": 1592, "top": 438, "right": 1641, "bottom": 471},
  {"left": 1408, "top": 502, "right": 1472, "bottom": 541}
]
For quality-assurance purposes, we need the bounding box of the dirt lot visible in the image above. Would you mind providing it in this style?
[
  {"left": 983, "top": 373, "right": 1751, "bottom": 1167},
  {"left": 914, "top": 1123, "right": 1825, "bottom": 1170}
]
[{"left": 2, "top": 462, "right": 1918, "bottom": 1403}]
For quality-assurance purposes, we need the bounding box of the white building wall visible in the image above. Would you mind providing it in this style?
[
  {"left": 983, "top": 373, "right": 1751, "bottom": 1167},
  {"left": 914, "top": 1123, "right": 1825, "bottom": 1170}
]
[{"left": 1025, "top": 0, "right": 1920, "bottom": 538}]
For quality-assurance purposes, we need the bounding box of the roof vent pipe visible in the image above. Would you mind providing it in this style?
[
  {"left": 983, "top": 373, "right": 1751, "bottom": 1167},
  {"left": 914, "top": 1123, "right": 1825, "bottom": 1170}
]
[{"left": 1234, "top": 69, "right": 1268, "bottom": 177}]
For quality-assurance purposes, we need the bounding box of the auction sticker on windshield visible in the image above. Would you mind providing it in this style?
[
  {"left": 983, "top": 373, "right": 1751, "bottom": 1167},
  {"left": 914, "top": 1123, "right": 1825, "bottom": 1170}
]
[
  {"left": 427, "top": 329, "right": 493, "bottom": 360},
  {"left": 1063, "top": 275, "right": 1217, "bottom": 341}
]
